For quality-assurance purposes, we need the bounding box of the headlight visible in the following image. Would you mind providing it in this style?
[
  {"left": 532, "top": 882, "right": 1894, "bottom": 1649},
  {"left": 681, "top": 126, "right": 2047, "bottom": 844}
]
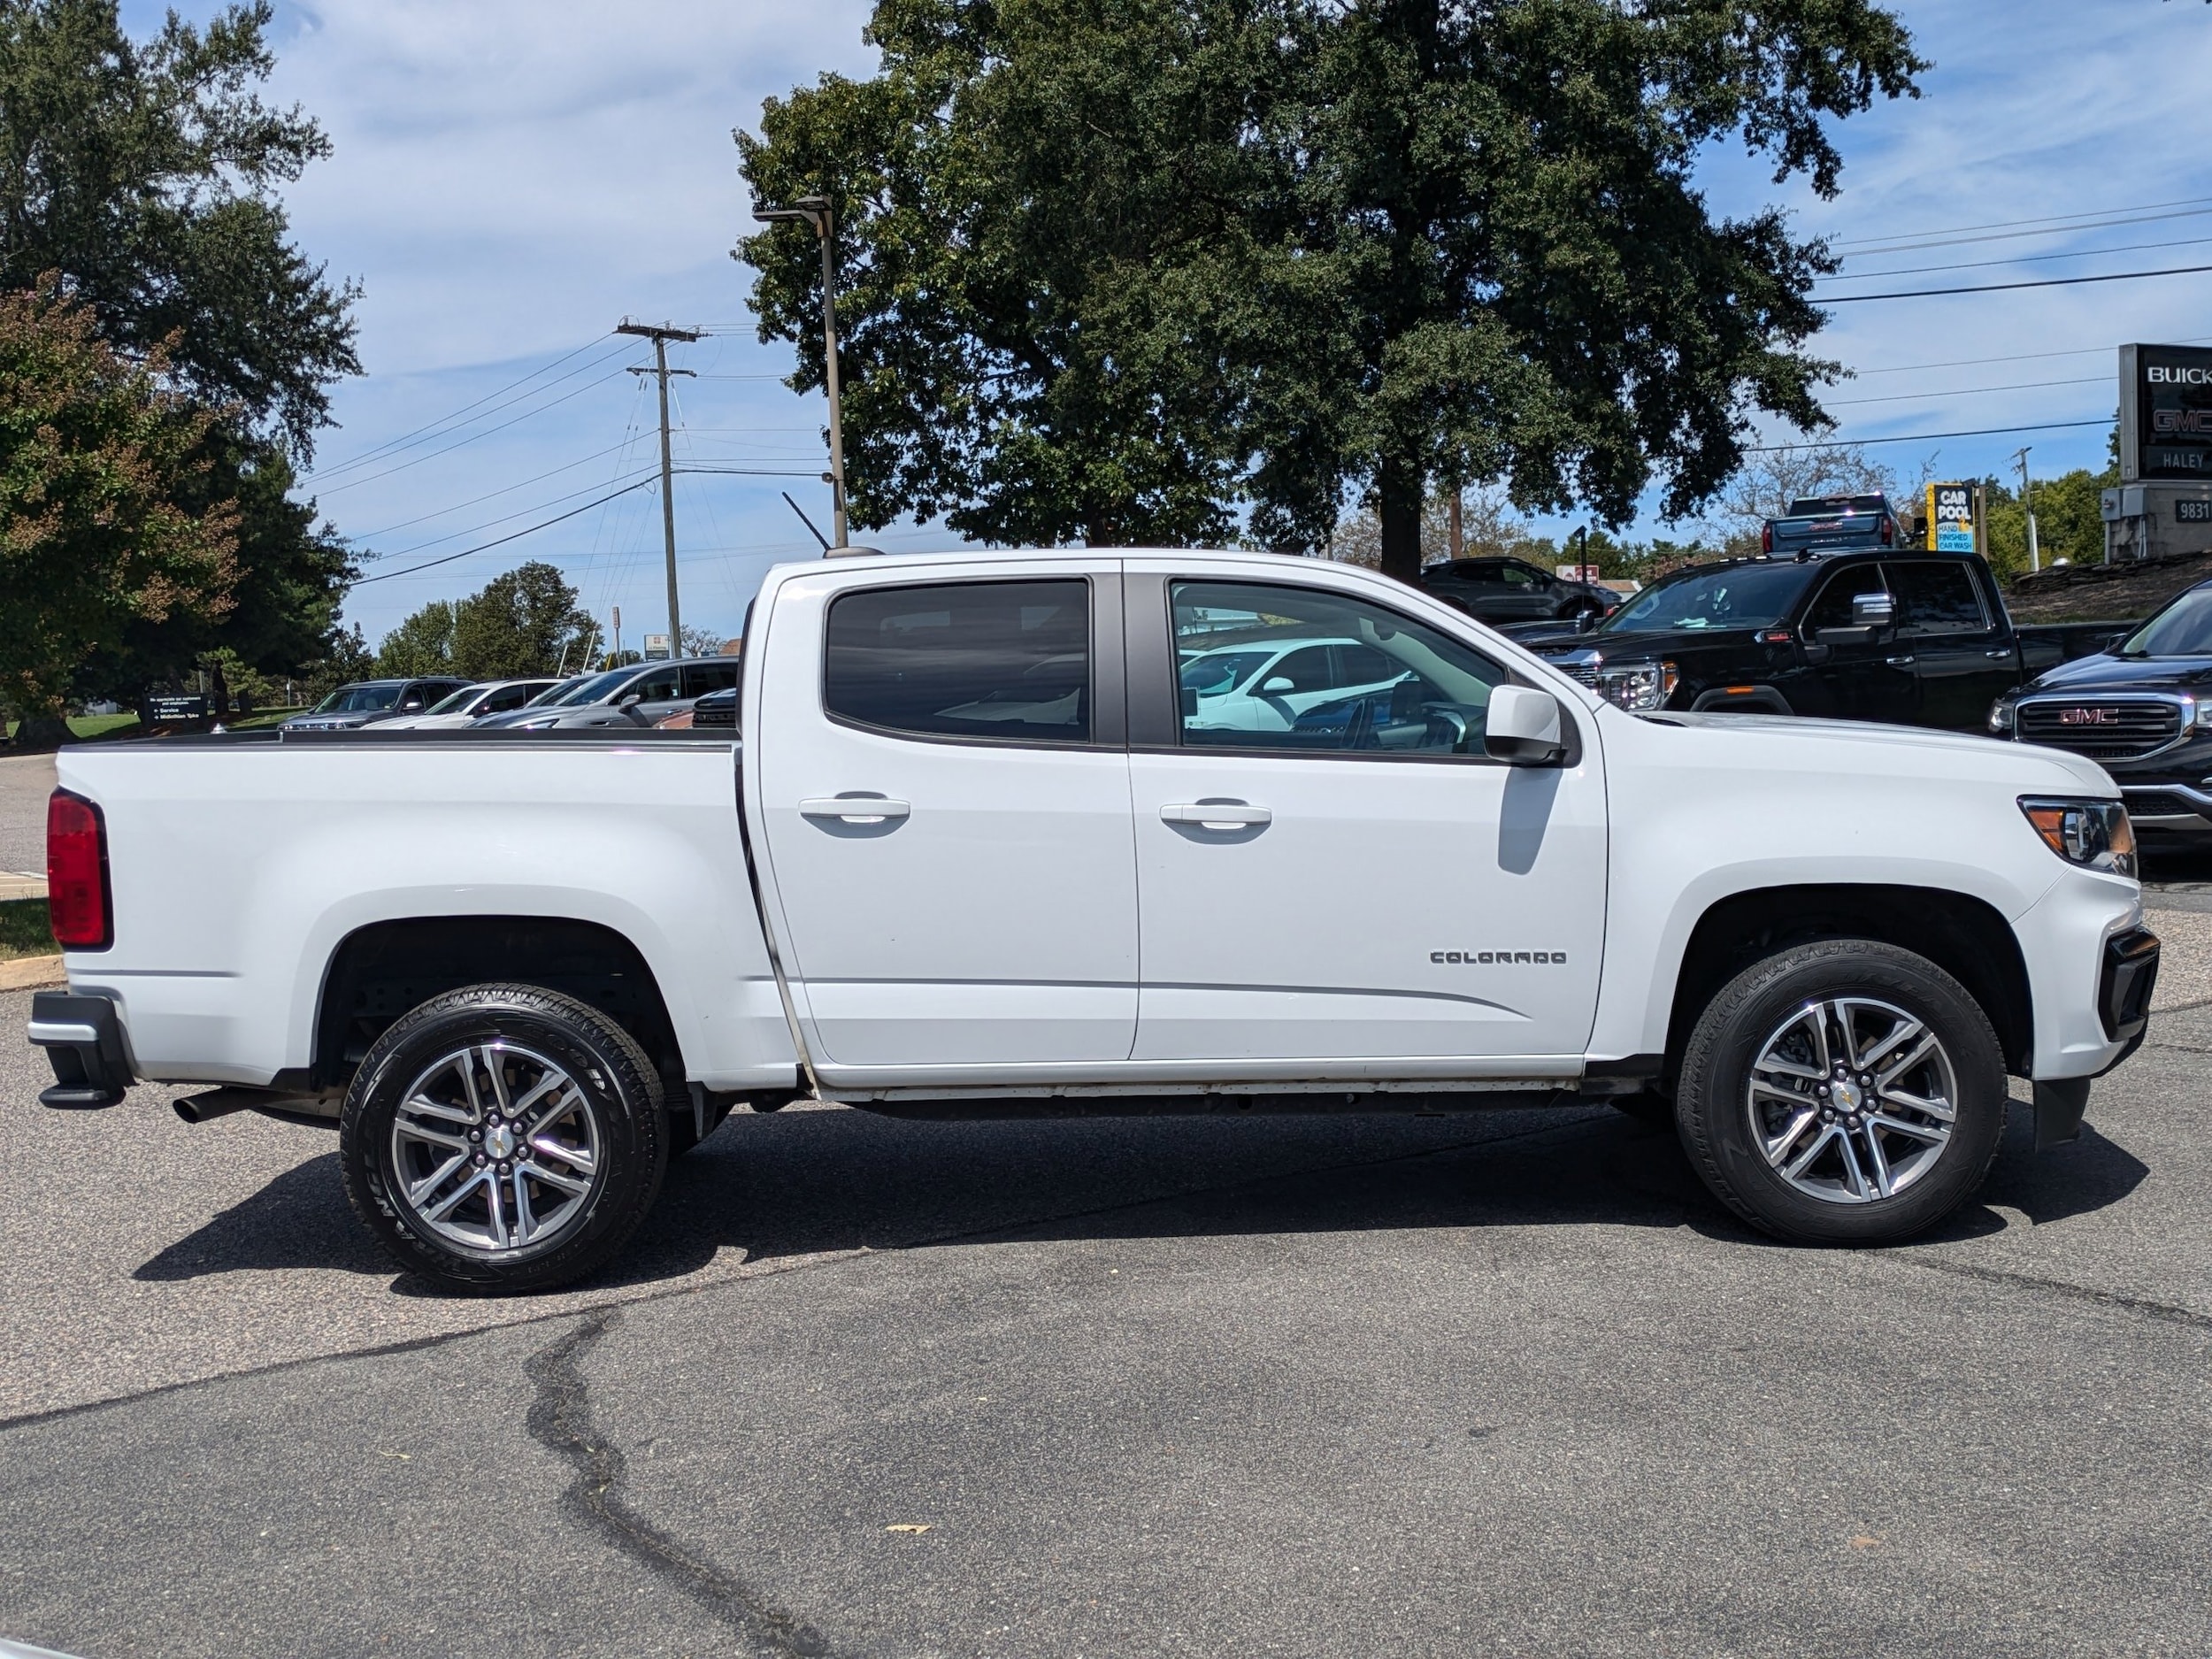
[
  {"left": 1594, "top": 661, "right": 1678, "bottom": 712},
  {"left": 1988, "top": 700, "right": 2016, "bottom": 734},
  {"left": 2019, "top": 797, "right": 2137, "bottom": 879}
]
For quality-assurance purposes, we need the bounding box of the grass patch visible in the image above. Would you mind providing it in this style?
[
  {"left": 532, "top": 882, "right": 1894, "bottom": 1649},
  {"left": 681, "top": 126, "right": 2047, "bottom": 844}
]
[
  {"left": 0, "top": 898, "right": 56, "bottom": 961},
  {"left": 4, "top": 713, "right": 142, "bottom": 742}
]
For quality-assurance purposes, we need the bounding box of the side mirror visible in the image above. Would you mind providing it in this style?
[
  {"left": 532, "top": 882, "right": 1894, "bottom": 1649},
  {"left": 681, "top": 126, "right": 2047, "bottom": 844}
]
[
  {"left": 1262, "top": 676, "right": 1295, "bottom": 695},
  {"left": 618, "top": 690, "right": 644, "bottom": 709},
  {"left": 1484, "top": 685, "right": 1566, "bottom": 764},
  {"left": 1851, "top": 591, "right": 1896, "bottom": 629},
  {"left": 2106, "top": 630, "right": 2132, "bottom": 652}
]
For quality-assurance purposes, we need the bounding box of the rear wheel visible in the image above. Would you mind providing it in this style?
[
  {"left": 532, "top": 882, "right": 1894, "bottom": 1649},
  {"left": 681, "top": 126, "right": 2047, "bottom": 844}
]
[
  {"left": 341, "top": 983, "right": 668, "bottom": 1294},
  {"left": 1676, "top": 940, "right": 2005, "bottom": 1245}
]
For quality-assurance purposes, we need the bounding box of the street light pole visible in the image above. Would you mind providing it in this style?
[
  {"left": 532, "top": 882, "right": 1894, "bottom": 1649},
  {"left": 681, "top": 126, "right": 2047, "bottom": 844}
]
[{"left": 754, "top": 194, "right": 849, "bottom": 550}]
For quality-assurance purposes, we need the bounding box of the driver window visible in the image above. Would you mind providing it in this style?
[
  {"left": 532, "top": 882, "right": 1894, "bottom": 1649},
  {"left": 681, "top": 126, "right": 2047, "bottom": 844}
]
[
  {"left": 1499, "top": 565, "right": 1542, "bottom": 588},
  {"left": 1803, "top": 566, "right": 1889, "bottom": 634},
  {"left": 1171, "top": 580, "right": 1506, "bottom": 755}
]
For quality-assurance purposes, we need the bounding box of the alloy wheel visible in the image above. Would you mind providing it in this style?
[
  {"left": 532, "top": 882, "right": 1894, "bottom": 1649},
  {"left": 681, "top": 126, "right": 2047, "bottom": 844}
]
[{"left": 1744, "top": 996, "right": 1956, "bottom": 1205}]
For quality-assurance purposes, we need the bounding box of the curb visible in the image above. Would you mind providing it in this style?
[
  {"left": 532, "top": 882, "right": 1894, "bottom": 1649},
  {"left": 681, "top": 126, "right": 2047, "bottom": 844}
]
[{"left": 0, "top": 956, "right": 65, "bottom": 992}]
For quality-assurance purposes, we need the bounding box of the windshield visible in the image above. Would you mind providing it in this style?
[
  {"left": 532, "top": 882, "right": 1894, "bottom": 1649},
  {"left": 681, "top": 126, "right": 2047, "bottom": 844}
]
[
  {"left": 2118, "top": 584, "right": 2212, "bottom": 657},
  {"left": 526, "top": 676, "right": 585, "bottom": 707},
  {"left": 1598, "top": 564, "right": 1815, "bottom": 634},
  {"left": 1179, "top": 649, "right": 1275, "bottom": 697},
  {"left": 422, "top": 686, "right": 480, "bottom": 716},
  {"left": 549, "top": 669, "right": 633, "bottom": 706},
  {"left": 311, "top": 683, "right": 403, "bottom": 713},
  {"left": 1786, "top": 495, "right": 1887, "bottom": 518}
]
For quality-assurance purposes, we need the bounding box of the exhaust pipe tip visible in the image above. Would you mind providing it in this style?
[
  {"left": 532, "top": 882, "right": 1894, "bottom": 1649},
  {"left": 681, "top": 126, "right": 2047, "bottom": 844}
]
[{"left": 173, "top": 1087, "right": 261, "bottom": 1125}]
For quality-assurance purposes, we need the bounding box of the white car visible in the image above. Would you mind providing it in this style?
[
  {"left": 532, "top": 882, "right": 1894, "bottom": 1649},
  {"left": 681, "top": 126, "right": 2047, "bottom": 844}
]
[
  {"left": 373, "top": 678, "right": 560, "bottom": 731},
  {"left": 29, "top": 546, "right": 2160, "bottom": 1294},
  {"left": 1180, "top": 635, "right": 1409, "bottom": 731}
]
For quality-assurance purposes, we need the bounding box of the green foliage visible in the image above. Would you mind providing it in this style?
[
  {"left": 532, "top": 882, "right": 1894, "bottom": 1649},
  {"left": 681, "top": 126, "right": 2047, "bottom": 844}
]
[
  {"left": 373, "top": 563, "right": 595, "bottom": 682},
  {"left": 0, "top": 280, "right": 237, "bottom": 726},
  {"left": 0, "top": 0, "right": 360, "bottom": 454},
  {"left": 1983, "top": 466, "right": 2116, "bottom": 581},
  {"left": 739, "top": 0, "right": 1922, "bottom": 577},
  {"left": 0, "top": 896, "right": 55, "bottom": 959}
]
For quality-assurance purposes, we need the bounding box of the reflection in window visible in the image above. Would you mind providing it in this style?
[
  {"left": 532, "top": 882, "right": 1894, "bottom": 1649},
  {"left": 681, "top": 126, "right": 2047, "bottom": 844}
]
[
  {"left": 826, "top": 580, "right": 1090, "bottom": 742},
  {"left": 1888, "top": 561, "right": 1987, "bottom": 637},
  {"left": 1171, "top": 581, "right": 1505, "bottom": 754}
]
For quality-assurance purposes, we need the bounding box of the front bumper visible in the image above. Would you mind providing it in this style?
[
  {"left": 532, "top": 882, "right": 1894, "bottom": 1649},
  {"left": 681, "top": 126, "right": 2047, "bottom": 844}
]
[{"left": 27, "top": 990, "right": 133, "bottom": 1108}]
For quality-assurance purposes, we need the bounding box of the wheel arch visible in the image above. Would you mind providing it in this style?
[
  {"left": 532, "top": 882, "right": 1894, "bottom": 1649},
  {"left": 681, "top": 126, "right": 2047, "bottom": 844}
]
[
  {"left": 312, "top": 916, "right": 684, "bottom": 1094},
  {"left": 1662, "top": 885, "right": 2034, "bottom": 1082}
]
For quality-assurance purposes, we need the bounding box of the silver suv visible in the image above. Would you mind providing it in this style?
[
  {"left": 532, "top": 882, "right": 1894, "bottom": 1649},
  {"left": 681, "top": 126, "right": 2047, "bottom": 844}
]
[{"left": 473, "top": 658, "right": 740, "bottom": 730}]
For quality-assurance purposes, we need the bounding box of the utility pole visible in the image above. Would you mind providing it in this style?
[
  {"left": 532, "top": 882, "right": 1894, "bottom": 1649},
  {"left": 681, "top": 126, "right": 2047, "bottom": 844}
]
[
  {"left": 2012, "top": 446, "right": 2039, "bottom": 572},
  {"left": 617, "top": 320, "right": 701, "bottom": 653},
  {"left": 753, "top": 195, "right": 849, "bottom": 549}
]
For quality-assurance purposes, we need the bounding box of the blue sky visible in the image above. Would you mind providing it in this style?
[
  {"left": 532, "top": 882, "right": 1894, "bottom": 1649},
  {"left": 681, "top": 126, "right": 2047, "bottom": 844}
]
[{"left": 119, "top": 0, "right": 2212, "bottom": 649}]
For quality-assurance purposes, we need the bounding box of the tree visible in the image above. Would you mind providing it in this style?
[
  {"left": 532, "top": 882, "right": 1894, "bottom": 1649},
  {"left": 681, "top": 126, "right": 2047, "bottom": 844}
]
[
  {"left": 1, "top": 0, "right": 361, "bottom": 703},
  {"left": 0, "top": 280, "right": 237, "bottom": 740},
  {"left": 678, "top": 624, "right": 726, "bottom": 659},
  {"left": 739, "top": 0, "right": 1924, "bottom": 579},
  {"left": 374, "top": 600, "right": 457, "bottom": 679},
  {"left": 449, "top": 561, "right": 594, "bottom": 680}
]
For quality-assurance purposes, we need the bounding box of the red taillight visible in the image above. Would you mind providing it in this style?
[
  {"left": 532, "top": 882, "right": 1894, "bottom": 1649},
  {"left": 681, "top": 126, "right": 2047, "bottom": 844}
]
[
  {"left": 1760, "top": 522, "right": 1773, "bottom": 553},
  {"left": 46, "top": 789, "right": 111, "bottom": 949}
]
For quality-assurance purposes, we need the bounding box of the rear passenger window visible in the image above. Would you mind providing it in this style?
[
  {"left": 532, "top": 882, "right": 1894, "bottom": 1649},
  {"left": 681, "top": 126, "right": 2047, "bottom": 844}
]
[
  {"left": 825, "top": 580, "right": 1090, "bottom": 743},
  {"left": 1888, "top": 561, "right": 1988, "bottom": 636}
]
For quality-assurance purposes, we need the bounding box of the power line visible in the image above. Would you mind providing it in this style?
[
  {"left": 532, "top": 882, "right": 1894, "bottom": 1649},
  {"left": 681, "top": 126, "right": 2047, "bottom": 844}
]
[
  {"left": 350, "top": 439, "right": 649, "bottom": 538},
  {"left": 1747, "top": 417, "right": 2114, "bottom": 454},
  {"left": 1829, "top": 196, "right": 2212, "bottom": 255},
  {"left": 1827, "top": 233, "right": 2212, "bottom": 284},
  {"left": 314, "top": 363, "right": 636, "bottom": 495},
  {"left": 352, "top": 480, "right": 659, "bottom": 584},
  {"left": 359, "top": 465, "right": 662, "bottom": 563},
  {"left": 307, "top": 334, "right": 615, "bottom": 479},
  {"left": 1817, "top": 261, "right": 2212, "bottom": 303},
  {"left": 1824, "top": 373, "right": 2108, "bottom": 408}
]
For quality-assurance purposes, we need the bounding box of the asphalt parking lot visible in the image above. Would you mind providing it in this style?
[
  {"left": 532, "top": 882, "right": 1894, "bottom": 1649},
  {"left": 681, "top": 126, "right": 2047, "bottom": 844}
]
[{"left": 1, "top": 753, "right": 2209, "bottom": 1656}]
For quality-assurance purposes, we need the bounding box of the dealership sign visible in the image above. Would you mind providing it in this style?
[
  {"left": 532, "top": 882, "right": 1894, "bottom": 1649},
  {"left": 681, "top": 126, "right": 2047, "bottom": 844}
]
[
  {"left": 2120, "top": 344, "right": 2212, "bottom": 480},
  {"left": 1925, "top": 481, "right": 1977, "bottom": 552}
]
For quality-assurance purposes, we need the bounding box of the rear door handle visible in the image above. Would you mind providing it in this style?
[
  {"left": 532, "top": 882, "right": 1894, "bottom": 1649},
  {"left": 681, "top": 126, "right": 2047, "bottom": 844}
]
[
  {"left": 1160, "top": 802, "right": 1271, "bottom": 829},
  {"left": 799, "top": 796, "right": 911, "bottom": 824},
  {"left": 1985, "top": 648, "right": 2015, "bottom": 660}
]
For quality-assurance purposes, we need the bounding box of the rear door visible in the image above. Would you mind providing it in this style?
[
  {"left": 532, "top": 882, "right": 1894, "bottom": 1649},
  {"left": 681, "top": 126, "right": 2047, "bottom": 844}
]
[
  {"left": 1886, "top": 558, "right": 2017, "bottom": 730},
  {"left": 750, "top": 563, "right": 1138, "bottom": 1079}
]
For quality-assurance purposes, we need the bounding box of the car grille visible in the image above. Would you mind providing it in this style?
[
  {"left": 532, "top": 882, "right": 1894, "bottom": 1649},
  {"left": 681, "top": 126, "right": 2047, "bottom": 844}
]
[
  {"left": 2123, "top": 788, "right": 2207, "bottom": 819},
  {"left": 2016, "top": 698, "right": 2183, "bottom": 760}
]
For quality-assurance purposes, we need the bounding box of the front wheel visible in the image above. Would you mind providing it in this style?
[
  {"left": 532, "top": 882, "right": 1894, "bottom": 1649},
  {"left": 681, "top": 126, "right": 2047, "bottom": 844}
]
[
  {"left": 340, "top": 983, "right": 668, "bottom": 1294},
  {"left": 1676, "top": 940, "right": 2006, "bottom": 1245}
]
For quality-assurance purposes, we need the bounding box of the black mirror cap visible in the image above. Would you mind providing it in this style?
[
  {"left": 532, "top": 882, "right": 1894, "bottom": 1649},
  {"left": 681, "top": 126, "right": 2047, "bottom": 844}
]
[
  {"left": 1813, "top": 625, "right": 1879, "bottom": 646},
  {"left": 1484, "top": 731, "right": 1566, "bottom": 764}
]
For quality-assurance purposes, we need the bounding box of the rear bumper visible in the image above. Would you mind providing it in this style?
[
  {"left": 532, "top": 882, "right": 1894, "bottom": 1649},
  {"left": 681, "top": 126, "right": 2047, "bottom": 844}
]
[{"left": 26, "top": 990, "right": 133, "bottom": 1109}]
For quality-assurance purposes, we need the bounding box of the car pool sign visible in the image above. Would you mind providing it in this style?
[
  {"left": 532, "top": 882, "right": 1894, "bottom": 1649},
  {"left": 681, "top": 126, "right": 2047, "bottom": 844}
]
[
  {"left": 2120, "top": 343, "right": 2212, "bottom": 480},
  {"left": 1925, "top": 482, "right": 1976, "bottom": 552}
]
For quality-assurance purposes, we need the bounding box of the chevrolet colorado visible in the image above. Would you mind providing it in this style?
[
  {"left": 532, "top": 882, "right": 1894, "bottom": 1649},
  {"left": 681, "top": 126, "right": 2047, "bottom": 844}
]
[{"left": 29, "top": 549, "right": 2159, "bottom": 1292}]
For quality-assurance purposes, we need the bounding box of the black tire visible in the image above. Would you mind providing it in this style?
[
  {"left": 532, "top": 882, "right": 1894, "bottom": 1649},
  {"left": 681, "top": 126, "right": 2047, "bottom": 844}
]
[
  {"left": 1676, "top": 940, "right": 2005, "bottom": 1246},
  {"left": 340, "top": 983, "right": 668, "bottom": 1294}
]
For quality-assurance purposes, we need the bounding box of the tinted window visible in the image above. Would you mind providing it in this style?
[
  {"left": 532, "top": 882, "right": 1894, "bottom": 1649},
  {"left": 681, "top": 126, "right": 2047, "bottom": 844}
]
[
  {"left": 826, "top": 580, "right": 1090, "bottom": 742},
  {"left": 1889, "top": 561, "right": 1987, "bottom": 636},
  {"left": 1786, "top": 495, "right": 1888, "bottom": 517},
  {"left": 480, "top": 683, "right": 535, "bottom": 713},
  {"left": 683, "top": 660, "right": 741, "bottom": 695},
  {"left": 1499, "top": 563, "right": 1546, "bottom": 588},
  {"left": 2119, "top": 582, "right": 2212, "bottom": 657},
  {"left": 1804, "top": 565, "right": 1889, "bottom": 633},
  {"left": 1171, "top": 580, "right": 1506, "bottom": 755},
  {"left": 423, "top": 686, "right": 480, "bottom": 717},
  {"left": 313, "top": 683, "right": 403, "bottom": 713},
  {"left": 1599, "top": 564, "right": 1813, "bottom": 634}
]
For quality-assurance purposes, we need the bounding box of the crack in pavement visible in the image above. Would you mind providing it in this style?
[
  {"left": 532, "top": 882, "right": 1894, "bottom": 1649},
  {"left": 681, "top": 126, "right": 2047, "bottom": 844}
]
[
  {"left": 524, "top": 1309, "right": 839, "bottom": 1658},
  {"left": 1880, "top": 1252, "right": 2212, "bottom": 1333}
]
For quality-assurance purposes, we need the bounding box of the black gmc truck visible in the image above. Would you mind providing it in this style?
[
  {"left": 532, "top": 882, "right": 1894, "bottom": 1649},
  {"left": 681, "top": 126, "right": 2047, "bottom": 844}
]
[{"left": 1535, "top": 548, "right": 2119, "bottom": 731}]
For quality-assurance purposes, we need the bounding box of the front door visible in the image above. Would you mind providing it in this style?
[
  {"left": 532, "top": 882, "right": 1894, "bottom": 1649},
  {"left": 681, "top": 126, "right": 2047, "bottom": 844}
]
[
  {"left": 1886, "top": 558, "right": 2018, "bottom": 731},
  {"left": 1799, "top": 565, "right": 1918, "bottom": 725},
  {"left": 1126, "top": 569, "right": 1606, "bottom": 1068},
  {"left": 753, "top": 567, "right": 1137, "bottom": 1077}
]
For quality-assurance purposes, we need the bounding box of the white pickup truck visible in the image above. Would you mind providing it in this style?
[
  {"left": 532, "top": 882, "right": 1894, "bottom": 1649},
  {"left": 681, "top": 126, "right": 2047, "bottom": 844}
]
[{"left": 29, "top": 548, "right": 2161, "bottom": 1292}]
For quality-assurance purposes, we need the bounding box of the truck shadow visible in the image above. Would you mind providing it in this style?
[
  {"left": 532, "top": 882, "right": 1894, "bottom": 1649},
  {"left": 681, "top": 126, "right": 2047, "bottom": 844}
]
[{"left": 134, "top": 1099, "right": 2148, "bottom": 1290}]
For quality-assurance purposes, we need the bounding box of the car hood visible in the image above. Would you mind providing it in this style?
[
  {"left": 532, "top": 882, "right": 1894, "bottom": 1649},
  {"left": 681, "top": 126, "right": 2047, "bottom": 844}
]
[
  {"left": 1635, "top": 709, "right": 2118, "bottom": 794},
  {"left": 2024, "top": 652, "right": 2212, "bottom": 695},
  {"left": 1542, "top": 626, "right": 1763, "bottom": 663}
]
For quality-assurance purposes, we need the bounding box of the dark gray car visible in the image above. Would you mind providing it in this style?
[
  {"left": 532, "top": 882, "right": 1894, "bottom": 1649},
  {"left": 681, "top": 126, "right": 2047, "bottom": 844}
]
[
  {"left": 281, "top": 677, "right": 471, "bottom": 733},
  {"left": 473, "top": 658, "right": 741, "bottom": 730}
]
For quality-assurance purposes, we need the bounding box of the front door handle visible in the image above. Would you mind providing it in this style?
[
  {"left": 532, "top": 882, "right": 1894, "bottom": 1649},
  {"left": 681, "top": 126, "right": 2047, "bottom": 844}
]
[
  {"left": 1886, "top": 655, "right": 1916, "bottom": 666},
  {"left": 1985, "top": 648, "right": 2016, "bottom": 660},
  {"left": 799, "top": 795, "right": 911, "bottom": 824},
  {"left": 1161, "top": 802, "right": 1271, "bottom": 830}
]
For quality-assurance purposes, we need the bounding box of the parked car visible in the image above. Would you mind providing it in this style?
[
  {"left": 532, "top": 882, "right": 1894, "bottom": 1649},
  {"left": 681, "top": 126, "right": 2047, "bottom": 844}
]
[
  {"left": 280, "top": 677, "right": 470, "bottom": 733},
  {"left": 1990, "top": 577, "right": 2212, "bottom": 842},
  {"left": 656, "top": 687, "right": 737, "bottom": 730},
  {"left": 1418, "top": 557, "right": 1617, "bottom": 626},
  {"left": 1538, "top": 548, "right": 2120, "bottom": 729},
  {"left": 32, "top": 547, "right": 2155, "bottom": 1294},
  {"left": 375, "top": 678, "right": 561, "bottom": 731},
  {"left": 1179, "top": 636, "right": 1408, "bottom": 733},
  {"left": 473, "top": 657, "right": 740, "bottom": 730},
  {"left": 1763, "top": 493, "right": 1917, "bottom": 557}
]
